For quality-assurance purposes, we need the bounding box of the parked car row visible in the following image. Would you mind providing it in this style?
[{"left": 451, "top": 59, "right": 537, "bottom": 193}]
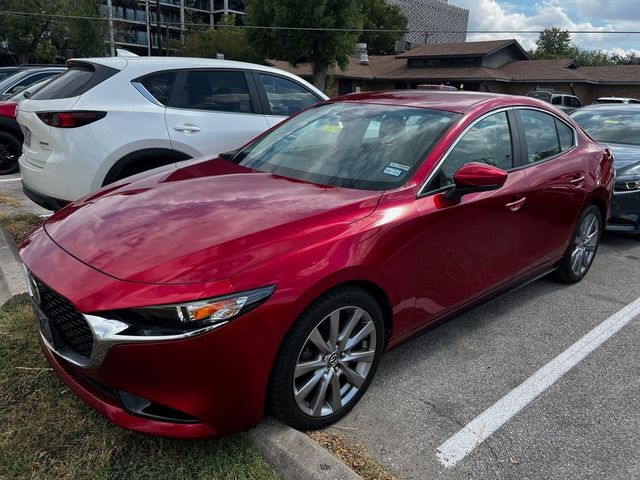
[
  {"left": 0, "top": 76, "right": 61, "bottom": 174},
  {"left": 17, "top": 75, "right": 619, "bottom": 440},
  {"left": 16, "top": 57, "right": 327, "bottom": 209}
]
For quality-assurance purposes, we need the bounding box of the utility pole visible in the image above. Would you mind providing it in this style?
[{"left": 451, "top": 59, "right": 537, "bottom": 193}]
[
  {"left": 106, "top": 0, "right": 115, "bottom": 56},
  {"left": 145, "top": 0, "right": 151, "bottom": 56},
  {"left": 156, "top": 0, "right": 162, "bottom": 55}
]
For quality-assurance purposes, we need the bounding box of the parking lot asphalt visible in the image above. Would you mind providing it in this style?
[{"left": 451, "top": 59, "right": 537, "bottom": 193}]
[
  {"left": 0, "top": 174, "right": 49, "bottom": 216},
  {"left": 327, "top": 232, "right": 640, "bottom": 480}
]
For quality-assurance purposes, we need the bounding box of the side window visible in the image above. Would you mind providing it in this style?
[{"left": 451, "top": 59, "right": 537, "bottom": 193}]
[
  {"left": 555, "top": 119, "right": 575, "bottom": 151},
  {"left": 571, "top": 97, "right": 582, "bottom": 108},
  {"left": 520, "top": 110, "right": 561, "bottom": 163},
  {"left": 426, "top": 111, "right": 513, "bottom": 191},
  {"left": 258, "top": 74, "right": 320, "bottom": 116},
  {"left": 551, "top": 96, "right": 562, "bottom": 105},
  {"left": 182, "top": 70, "right": 253, "bottom": 114},
  {"left": 138, "top": 71, "right": 175, "bottom": 106}
]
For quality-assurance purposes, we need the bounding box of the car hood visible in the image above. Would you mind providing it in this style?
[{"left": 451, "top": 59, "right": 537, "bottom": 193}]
[
  {"left": 43, "top": 158, "right": 381, "bottom": 284},
  {"left": 606, "top": 143, "right": 640, "bottom": 175}
]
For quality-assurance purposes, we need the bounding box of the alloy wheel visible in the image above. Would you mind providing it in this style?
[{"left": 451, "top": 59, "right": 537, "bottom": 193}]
[
  {"left": 293, "top": 306, "right": 377, "bottom": 417},
  {"left": 570, "top": 212, "right": 599, "bottom": 277}
]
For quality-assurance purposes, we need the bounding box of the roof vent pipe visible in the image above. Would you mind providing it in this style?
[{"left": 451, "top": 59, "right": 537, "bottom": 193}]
[{"left": 357, "top": 43, "right": 369, "bottom": 65}]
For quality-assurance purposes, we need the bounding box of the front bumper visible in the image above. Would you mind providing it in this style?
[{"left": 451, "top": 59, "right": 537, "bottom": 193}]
[
  {"left": 607, "top": 189, "right": 640, "bottom": 233},
  {"left": 21, "top": 227, "right": 285, "bottom": 438}
]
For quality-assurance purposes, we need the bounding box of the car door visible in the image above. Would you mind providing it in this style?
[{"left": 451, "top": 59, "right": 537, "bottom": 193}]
[
  {"left": 512, "top": 108, "right": 587, "bottom": 274},
  {"left": 413, "top": 110, "right": 529, "bottom": 322},
  {"left": 253, "top": 72, "right": 324, "bottom": 128},
  {"left": 165, "top": 69, "right": 270, "bottom": 157}
]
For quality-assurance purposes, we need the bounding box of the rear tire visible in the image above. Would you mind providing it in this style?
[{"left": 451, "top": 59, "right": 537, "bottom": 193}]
[
  {"left": 268, "top": 286, "right": 384, "bottom": 431},
  {"left": 556, "top": 205, "right": 602, "bottom": 283},
  {"left": 0, "top": 131, "right": 21, "bottom": 175}
]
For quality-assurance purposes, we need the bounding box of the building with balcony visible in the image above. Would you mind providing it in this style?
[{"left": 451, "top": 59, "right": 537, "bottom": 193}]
[{"left": 100, "top": 0, "right": 246, "bottom": 55}]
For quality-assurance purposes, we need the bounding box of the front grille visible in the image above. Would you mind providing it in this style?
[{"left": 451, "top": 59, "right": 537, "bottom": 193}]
[{"left": 34, "top": 277, "right": 94, "bottom": 358}]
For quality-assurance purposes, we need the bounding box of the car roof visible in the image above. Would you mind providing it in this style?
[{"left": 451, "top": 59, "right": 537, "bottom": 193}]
[
  {"left": 574, "top": 103, "right": 640, "bottom": 112},
  {"left": 596, "top": 96, "right": 637, "bottom": 100},
  {"left": 69, "top": 56, "right": 329, "bottom": 99},
  {"left": 332, "top": 90, "right": 551, "bottom": 114}
]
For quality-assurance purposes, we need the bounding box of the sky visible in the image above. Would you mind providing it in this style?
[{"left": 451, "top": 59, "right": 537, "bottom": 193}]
[{"left": 452, "top": 0, "right": 640, "bottom": 55}]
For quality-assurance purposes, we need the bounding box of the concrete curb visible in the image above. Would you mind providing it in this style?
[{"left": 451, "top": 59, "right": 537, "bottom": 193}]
[
  {"left": 0, "top": 227, "right": 27, "bottom": 307},
  {"left": 248, "top": 418, "right": 362, "bottom": 480}
]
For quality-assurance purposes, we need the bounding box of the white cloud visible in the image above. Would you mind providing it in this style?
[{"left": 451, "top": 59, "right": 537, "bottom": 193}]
[{"left": 452, "top": 0, "right": 640, "bottom": 54}]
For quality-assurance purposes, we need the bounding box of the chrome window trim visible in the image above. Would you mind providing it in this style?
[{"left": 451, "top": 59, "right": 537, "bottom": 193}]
[
  {"left": 131, "top": 81, "right": 165, "bottom": 107},
  {"left": 417, "top": 107, "right": 514, "bottom": 198},
  {"left": 417, "top": 106, "right": 580, "bottom": 198}
]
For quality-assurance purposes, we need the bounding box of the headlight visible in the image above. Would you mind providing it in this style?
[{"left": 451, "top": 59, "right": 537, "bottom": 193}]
[
  {"left": 107, "top": 286, "right": 276, "bottom": 334},
  {"left": 615, "top": 164, "right": 640, "bottom": 191}
]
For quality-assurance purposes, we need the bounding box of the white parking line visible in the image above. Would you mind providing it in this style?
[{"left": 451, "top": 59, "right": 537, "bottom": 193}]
[{"left": 436, "top": 295, "right": 640, "bottom": 468}]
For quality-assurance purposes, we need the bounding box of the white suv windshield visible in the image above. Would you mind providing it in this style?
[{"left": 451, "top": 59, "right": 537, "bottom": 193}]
[{"left": 235, "top": 102, "right": 459, "bottom": 190}]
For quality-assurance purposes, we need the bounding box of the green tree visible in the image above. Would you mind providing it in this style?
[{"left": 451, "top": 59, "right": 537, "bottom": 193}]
[
  {"left": 179, "top": 14, "right": 262, "bottom": 63},
  {"left": 0, "top": 0, "right": 105, "bottom": 63},
  {"left": 0, "top": 0, "right": 58, "bottom": 63},
  {"left": 245, "top": 0, "right": 362, "bottom": 91},
  {"left": 358, "top": 0, "right": 408, "bottom": 55},
  {"left": 534, "top": 27, "right": 572, "bottom": 58},
  {"left": 66, "top": 0, "right": 106, "bottom": 58}
]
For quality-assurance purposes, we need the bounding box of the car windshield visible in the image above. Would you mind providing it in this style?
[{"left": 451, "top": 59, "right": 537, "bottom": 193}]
[
  {"left": 235, "top": 102, "right": 460, "bottom": 190},
  {"left": 571, "top": 109, "right": 640, "bottom": 146}
]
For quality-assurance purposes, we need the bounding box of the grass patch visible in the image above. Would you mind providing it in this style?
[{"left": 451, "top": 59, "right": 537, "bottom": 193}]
[
  {"left": 309, "top": 431, "right": 398, "bottom": 480},
  {"left": 0, "top": 193, "right": 20, "bottom": 208},
  {"left": 0, "top": 213, "right": 43, "bottom": 244},
  {"left": 0, "top": 296, "right": 279, "bottom": 480}
]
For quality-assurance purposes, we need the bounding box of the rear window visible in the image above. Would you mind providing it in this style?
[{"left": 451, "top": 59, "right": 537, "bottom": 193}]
[{"left": 31, "top": 63, "right": 117, "bottom": 100}]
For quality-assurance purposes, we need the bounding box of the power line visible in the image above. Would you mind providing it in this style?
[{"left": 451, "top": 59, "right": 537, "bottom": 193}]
[{"left": 2, "top": 10, "right": 640, "bottom": 35}]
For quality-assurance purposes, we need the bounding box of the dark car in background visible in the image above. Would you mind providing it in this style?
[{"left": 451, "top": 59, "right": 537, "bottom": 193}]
[{"left": 571, "top": 104, "right": 640, "bottom": 233}]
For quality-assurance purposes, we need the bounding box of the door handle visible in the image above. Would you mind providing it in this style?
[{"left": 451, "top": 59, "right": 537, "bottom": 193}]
[
  {"left": 173, "top": 124, "right": 201, "bottom": 133},
  {"left": 570, "top": 174, "right": 585, "bottom": 185},
  {"left": 505, "top": 196, "right": 526, "bottom": 212}
]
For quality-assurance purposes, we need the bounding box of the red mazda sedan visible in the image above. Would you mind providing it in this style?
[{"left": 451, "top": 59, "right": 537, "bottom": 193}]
[{"left": 20, "top": 91, "right": 613, "bottom": 438}]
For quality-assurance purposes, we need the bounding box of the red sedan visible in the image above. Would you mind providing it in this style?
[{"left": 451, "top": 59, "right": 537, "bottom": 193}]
[{"left": 19, "top": 91, "right": 613, "bottom": 438}]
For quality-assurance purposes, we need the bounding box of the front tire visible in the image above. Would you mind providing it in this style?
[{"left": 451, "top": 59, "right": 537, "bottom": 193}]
[
  {"left": 556, "top": 205, "right": 602, "bottom": 283},
  {"left": 268, "top": 286, "right": 384, "bottom": 430}
]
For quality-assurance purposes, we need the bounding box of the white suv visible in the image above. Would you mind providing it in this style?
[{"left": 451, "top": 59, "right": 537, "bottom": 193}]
[{"left": 17, "top": 57, "right": 327, "bottom": 210}]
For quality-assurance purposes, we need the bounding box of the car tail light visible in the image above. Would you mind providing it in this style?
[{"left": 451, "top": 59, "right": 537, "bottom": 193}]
[
  {"left": 36, "top": 111, "right": 106, "bottom": 128},
  {"left": 0, "top": 101, "right": 18, "bottom": 120}
]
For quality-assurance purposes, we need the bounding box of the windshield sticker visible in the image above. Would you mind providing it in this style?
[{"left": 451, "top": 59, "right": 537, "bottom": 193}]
[
  {"left": 382, "top": 166, "right": 404, "bottom": 177},
  {"left": 388, "top": 162, "right": 410, "bottom": 171}
]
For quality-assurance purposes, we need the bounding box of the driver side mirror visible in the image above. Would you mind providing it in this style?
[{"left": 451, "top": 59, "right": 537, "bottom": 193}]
[{"left": 444, "top": 162, "right": 508, "bottom": 202}]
